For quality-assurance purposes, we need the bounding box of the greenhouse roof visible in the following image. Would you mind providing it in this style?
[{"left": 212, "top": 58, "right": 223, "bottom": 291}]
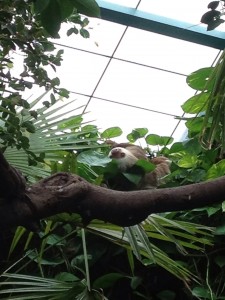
[
  {"left": 97, "top": 0, "right": 225, "bottom": 49},
  {"left": 25, "top": 0, "right": 225, "bottom": 146}
]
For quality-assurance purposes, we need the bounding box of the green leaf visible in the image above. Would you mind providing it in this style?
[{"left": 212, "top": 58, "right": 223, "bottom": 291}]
[
  {"left": 29, "top": 110, "right": 38, "bottom": 120},
  {"left": 101, "top": 126, "right": 122, "bottom": 139},
  {"left": 127, "top": 127, "right": 148, "bottom": 142},
  {"left": 123, "top": 172, "right": 142, "bottom": 185},
  {"left": 206, "top": 160, "right": 225, "bottom": 179},
  {"left": 160, "top": 136, "right": 174, "bottom": 146},
  {"left": 50, "top": 93, "right": 56, "bottom": 105},
  {"left": 206, "top": 205, "right": 221, "bottom": 217},
  {"left": 67, "top": 27, "right": 78, "bottom": 36},
  {"left": 146, "top": 134, "right": 161, "bottom": 145},
  {"left": 51, "top": 77, "right": 60, "bottom": 86},
  {"left": 135, "top": 159, "right": 156, "bottom": 172},
  {"left": 20, "top": 136, "right": 30, "bottom": 148},
  {"left": 133, "top": 127, "right": 148, "bottom": 137},
  {"left": 214, "top": 256, "right": 225, "bottom": 268},
  {"left": 43, "top": 100, "right": 50, "bottom": 108},
  {"left": 40, "top": 0, "right": 61, "bottom": 37},
  {"left": 187, "top": 168, "right": 206, "bottom": 183},
  {"left": 192, "top": 286, "right": 214, "bottom": 299},
  {"left": 21, "top": 121, "right": 36, "bottom": 133},
  {"left": 77, "top": 150, "right": 111, "bottom": 167},
  {"left": 183, "top": 138, "right": 203, "bottom": 155},
  {"left": 215, "top": 223, "right": 225, "bottom": 235},
  {"left": 93, "top": 273, "right": 124, "bottom": 289},
  {"left": 55, "top": 272, "right": 79, "bottom": 282},
  {"left": 169, "top": 142, "right": 185, "bottom": 154},
  {"left": 177, "top": 154, "right": 198, "bottom": 168},
  {"left": 59, "top": 115, "right": 83, "bottom": 129},
  {"left": 58, "top": 88, "right": 70, "bottom": 98},
  {"left": 34, "top": 0, "right": 50, "bottom": 13},
  {"left": 222, "top": 201, "right": 225, "bottom": 212},
  {"left": 57, "top": 0, "right": 74, "bottom": 20},
  {"left": 157, "top": 290, "right": 176, "bottom": 300},
  {"left": 28, "top": 252, "right": 64, "bottom": 265},
  {"left": 71, "top": 0, "right": 100, "bottom": 17},
  {"left": 21, "top": 108, "right": 30, "bottom": 116},
  {"left": 130, "top": 276, "right": 142, "bottom": 289},
  {"left": 80, "top": 28, "right": 90, "bottom": 38},
  {"left": 186, "top": 67, "right": 214, "bottom": 91},
  {"left": 146, "top": 134, "right": 173, "bottom": 146},
  {"left": 181, "top": 92, "right": 209, "bottom": 114},
  {"left": 185, "top": 117, "right": 204, "bottom": 133}
]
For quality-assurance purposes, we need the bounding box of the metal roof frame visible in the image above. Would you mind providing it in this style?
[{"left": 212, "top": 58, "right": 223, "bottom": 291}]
[{"left": 97, "top": 0, "right": 225, "bottom": 50}]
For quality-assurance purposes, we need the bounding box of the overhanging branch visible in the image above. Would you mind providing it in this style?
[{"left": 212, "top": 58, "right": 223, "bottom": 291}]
[{"left": 0, "top": 170, "right": 224, "bottom": 229}]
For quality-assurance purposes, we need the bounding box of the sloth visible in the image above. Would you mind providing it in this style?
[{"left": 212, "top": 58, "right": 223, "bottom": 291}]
[{"left": 106, "top": 143, "right": 171, "bottom": 191}]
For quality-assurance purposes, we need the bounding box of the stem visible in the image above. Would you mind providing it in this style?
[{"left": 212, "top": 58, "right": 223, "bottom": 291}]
[
  {"left": 81, "top": 228, "right": 91, "bottom": 291},
  {"left": 206, "top": 255, "right": 214, "bottom": 300}
]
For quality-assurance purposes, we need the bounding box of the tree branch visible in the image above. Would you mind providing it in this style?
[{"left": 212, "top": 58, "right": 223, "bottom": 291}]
[{"left": 0, "top": 170, "right": 225, "bottom": 229}]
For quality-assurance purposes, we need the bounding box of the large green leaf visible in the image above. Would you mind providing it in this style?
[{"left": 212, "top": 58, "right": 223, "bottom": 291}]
[
  {"left": 206, "top": 159, "right": 225, "bottom": 179},
  {"left": 186, "top": 67, "right": 214, "bottom": 91},
  {"left": 177, "top": 153, "right": 198, "bottom": 168},
  {"left": 185, "top": 117, "right": 204, "bottom": 134},
  {"left": 127, "top": 127, "right": 149, "bottom": 142},
  {"left": 71, "top": 0, "right": 100, "bottom": 17},
  {"left": 93, "top": 273, "right": 124, "bottom": 289},
  {"left": 146, "top": 134, "right": 173, "bottom": 146},
  {"left": 77, "top": 150, "right": 111, "bottom": 167},
  {"left": 101, "top": 126, "right": 122, "bottom": 139},
  {"left": 40, "top": 0, "right": 62, "bottom": 37},
  {"left": 181, "top": 92, "right": 209, "bottom": 114}
]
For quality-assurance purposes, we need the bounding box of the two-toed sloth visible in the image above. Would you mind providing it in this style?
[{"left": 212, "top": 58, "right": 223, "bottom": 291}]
[{"left": 107, "top": 143, "right": 171, "bottom": 191}]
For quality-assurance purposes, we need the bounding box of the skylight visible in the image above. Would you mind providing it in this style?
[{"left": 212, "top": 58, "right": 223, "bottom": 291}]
[{"left": 26, "top": 1, "right": 224, "bottom": 147}]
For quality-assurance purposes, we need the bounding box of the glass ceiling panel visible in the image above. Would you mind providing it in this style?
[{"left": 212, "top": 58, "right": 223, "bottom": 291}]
[
  {"left": 94, "top": 59, "right": 193, "bottom": 116},
  {"left": 85, "top": 99, "right": 187, "bottom": 143},
  {"left": 55, "top": 20, "right": 126, "bottom": 56},
  {"left": 55, "top": 47, "right": 110, "bottom": 95},
  {"left": 19, "top": 2, "right": 223, "bottom": 144},
  {"left": 115, "top": 27, "right": 219, "bottom": 75},
  {"left": 45, "top": 14, "right": 221, "bottom": 143}
]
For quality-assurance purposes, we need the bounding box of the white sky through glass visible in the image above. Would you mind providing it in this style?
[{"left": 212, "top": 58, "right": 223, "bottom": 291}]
[{"left": 15, "top": 1, "right": 222, "bottom": 146}]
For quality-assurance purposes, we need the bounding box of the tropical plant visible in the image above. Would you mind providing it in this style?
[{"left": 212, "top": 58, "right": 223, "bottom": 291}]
[
  {"left": 1, "top": 0, "right": 225, "bottom": 299},
  {"left": 0, "top": 97, "right": 219, "bottom": 299},
  {"left": 0, "top": 0, "right": 100, "bottom": 158}
]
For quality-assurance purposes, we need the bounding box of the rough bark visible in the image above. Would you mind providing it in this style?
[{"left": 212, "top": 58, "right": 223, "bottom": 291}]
[{"left": 1, "top": 151, "right": 225, "bottom": 229}]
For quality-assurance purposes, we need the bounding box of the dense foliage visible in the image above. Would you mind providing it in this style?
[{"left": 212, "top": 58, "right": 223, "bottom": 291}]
[
  {"left": 1, "top": 1, "right": 225, "bottom": 299},
  {"left": 0, "top": 0, "right": 99, "bottom": 163}
]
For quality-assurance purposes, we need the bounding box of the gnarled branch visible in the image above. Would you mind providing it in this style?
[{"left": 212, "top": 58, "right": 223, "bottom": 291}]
[{"left": 0, "top": 170, "right": 225, "bottom": 229}]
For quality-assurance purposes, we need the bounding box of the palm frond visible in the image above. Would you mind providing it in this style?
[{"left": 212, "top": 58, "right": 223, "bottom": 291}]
[
  {"left": 3, "top": 92, "right": 100, "bottom": 181},
  {"left": 87, "top": 214, "right": 214, "bottom": 282},
  {"left": 0, "top": 273, "right": 84, "bottom": 300}
]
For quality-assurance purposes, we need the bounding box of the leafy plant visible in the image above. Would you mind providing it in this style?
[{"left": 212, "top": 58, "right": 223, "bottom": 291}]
[
  {"left": 183, "top": 49, "right": 225, "bottom": 158},
  {"left": 0, "top": 0, "right": 99, "bottom": 157},
  {"left": 1, "top": 0, "right": 225, "bottom": 299}
]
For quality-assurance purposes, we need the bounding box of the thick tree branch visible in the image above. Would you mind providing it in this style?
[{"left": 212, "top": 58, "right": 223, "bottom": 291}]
[{"left": 0, "top": 170, "right": 225, "bottom": 229}]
